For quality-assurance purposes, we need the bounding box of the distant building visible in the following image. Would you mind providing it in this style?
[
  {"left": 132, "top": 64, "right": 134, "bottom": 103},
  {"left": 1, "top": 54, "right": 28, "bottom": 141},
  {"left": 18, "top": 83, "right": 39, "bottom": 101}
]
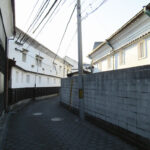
[
  {"left": 64, "top": 56, "right": 78, "bottom": 72},
  {"left": 0, "top": 0, "right": 15, "bottom": 113},
  {"left": 64, "top": 56, "right": 91, "bottom": 73},
  {"left": 88, "top": 4, "right": 150, "bottom": 72},
  {"left": 8, "top": 27, "right": 72, "bottom": 90}
]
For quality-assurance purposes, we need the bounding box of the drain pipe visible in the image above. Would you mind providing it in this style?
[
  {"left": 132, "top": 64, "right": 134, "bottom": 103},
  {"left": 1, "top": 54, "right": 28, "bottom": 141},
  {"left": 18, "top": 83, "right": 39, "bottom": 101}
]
[
  {"left": 144, "top": 5, "right": 150, "bottom": 17},
  {"left": 106, "top": 40, "right": 115, "bottom": 70}
]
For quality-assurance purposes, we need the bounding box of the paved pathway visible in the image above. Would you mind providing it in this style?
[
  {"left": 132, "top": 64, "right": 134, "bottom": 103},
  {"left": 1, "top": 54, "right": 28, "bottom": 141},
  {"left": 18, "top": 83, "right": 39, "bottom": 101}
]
[{"left": 3, "top": 97, "right": 138, "bottom": 150}]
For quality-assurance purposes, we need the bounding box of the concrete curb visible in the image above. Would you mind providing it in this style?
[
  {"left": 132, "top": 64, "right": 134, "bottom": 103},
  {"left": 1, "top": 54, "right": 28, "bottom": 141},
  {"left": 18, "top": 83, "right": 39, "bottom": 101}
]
[{"left": 9, "top": 94, "right": 59, "bottom": 111}]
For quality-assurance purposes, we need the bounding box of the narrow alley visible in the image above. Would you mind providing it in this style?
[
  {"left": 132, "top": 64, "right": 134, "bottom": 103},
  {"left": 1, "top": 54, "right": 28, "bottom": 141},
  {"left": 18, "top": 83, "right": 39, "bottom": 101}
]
[{"left": 3, "top": 96, "right": 137, "bottom": 150}]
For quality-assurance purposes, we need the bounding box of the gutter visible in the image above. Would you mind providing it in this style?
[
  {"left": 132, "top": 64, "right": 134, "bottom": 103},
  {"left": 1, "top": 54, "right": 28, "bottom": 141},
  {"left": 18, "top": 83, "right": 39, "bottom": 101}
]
[{"left": 106, "top": 40, "right": 115, "bottom": 70}]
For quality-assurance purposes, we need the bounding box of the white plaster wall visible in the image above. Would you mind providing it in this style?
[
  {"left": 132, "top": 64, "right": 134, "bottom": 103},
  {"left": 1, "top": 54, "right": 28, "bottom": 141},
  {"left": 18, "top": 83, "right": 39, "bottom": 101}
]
[
  {"left": 0, "top": 0, "right": 14, "bottom": 38},
  {"left": 91, "top": 13, "right": 150, "bottom": 68},
  {"left": 11, "top": 67, "right": 61, "bottom": 88},
  {"left": 0, "top": 17, "right": 6, "bottom": 49},
  {"left": 8, "top": 38, "right": 69, "bottom": 79},
  {"left": 99, "top": 36, "right": 150, "bottom": 72}
]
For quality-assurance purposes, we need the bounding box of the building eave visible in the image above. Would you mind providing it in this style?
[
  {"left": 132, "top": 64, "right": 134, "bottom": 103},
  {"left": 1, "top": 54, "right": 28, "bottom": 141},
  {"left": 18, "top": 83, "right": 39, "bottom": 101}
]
[
  {"left": 15, "top": 27, "right": 67, "bottom": 64},
  {"left": 93, "top": 31, "right": 150, "bottom": 65},
  {"left": 88, "top": 8, "right": 145, "bottom": 58}
]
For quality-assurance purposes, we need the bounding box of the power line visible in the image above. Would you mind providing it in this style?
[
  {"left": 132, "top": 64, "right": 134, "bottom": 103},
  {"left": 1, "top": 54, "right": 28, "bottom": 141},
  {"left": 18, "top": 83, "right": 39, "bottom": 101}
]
[
  {"left": 27, "top": 0, "right": 51, "bottom": 34},
  {"left": 53, "top": 4, "right": 77, "bottom": 63},
  {"left": 24, "top": 0, "right": 40, "bottom": 28},
  {"left": 25, "top": 0, "right": 66, "bottom": 49},
  {"left": 19, "top": 0, "right": 51, "bottom": 43},
  {"left": 16, "top": 0, "right": 40, "bottom": 42},
  {"left": 33, "top": 0, "right": 58, "bottom": 34},
  {"left": 64, "top": 29, "right": 77, "bottom": 57},
  {"left": 81, "top": 0, "right": 99, "bottom": 15},
  {"left": 34, "top": 0, "right": 64, "bottom": 37},
  {"left": 82, "top": 0, "right": 108, "bottom": 20}
]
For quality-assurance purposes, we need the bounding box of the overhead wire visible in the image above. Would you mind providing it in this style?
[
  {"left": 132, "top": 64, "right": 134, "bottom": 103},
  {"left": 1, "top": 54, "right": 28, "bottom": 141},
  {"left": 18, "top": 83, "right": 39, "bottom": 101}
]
[
  {"left": 27, "top": 0, "right": 51, "bottom": 34},
  {"left": 16, "top": 0, "right": 41, "bottom": 42},
  {"left": 82, "top": 0, "right": 108, "bottom": 20},
  {"left": 53, "top": 4, "right": 77, "bottom": 63},
  {"left": 64, "top": 29, "right": 77, "bottom": 58},
  {"left": 24, "top": 0, "right": 40, "bottom": 28},
  {"left": 25, "top": 0, "right": 66, "bottom": 49},
  {"left": 16, "top": 0, "right": 45, "bottom": 41},
  {"left": 19, "top": 0, "right": 51, "bottom": 43},
  {"left": 33, "top": 0, "right": 58, "bottom": 34}
]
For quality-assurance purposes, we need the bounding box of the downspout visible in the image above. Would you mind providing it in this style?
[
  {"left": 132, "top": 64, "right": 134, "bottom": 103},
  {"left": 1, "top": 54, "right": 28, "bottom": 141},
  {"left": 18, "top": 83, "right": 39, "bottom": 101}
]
[
  {"left": 106, "top": 40, "right": 114, "bottom": 70},
  {"left": 143, "top": 5, "right": 150, "bottom": 17},
  {"left": 91, "top": 60, "right": 93, "bottom": 73}
]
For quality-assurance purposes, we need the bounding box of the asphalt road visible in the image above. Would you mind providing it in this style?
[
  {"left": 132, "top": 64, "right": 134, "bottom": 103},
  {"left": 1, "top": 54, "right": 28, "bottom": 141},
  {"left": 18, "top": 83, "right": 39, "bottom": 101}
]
[{"left": 3, "top": 96, "right": 138, "bottom": 150}]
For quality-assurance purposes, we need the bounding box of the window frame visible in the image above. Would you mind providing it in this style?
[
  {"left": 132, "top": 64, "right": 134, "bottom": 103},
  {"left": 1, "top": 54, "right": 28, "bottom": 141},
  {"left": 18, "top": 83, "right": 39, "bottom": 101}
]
[
  {"left": 138, "top": 40, "right": 146, "bottom": 60},
  {"left": 119, "top": 50, "right": 125, "bottom": 65},
  {"left": 107, "top": 56, "right": 111, "bottom": 69}
]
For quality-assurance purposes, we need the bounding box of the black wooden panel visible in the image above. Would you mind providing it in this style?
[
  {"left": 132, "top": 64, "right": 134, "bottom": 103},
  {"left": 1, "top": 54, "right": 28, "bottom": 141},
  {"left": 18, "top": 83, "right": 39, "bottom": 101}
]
[{"left": 8, "top": 87, "right": 60, "bottom": 105}]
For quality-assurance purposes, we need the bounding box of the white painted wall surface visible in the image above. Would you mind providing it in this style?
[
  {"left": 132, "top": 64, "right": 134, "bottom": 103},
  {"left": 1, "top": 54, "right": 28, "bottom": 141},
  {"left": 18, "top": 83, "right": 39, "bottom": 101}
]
[
  {"left": 0, "top": 0, "right": 14, "bottom": 38},
  {"left": 11, "top": 67, "right": 61, "bottom": 88},
  {"left": 99, "top": 36, "right": 150, "bottom": 72},
  {"left": 90, "top": 12, "right": 150, "bottom": 72},
  {"left": 8, "top": 39, "right": 70, "bottom": 78},
  {"left": 8, "top": 29, "right": 72, "bottom": 89}
]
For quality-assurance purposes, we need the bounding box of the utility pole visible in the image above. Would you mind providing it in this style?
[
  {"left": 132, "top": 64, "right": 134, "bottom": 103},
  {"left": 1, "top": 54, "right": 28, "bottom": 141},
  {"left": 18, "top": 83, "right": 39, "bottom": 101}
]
[{"left": 77, "top": 0, "right": 84, "bottom": 120}]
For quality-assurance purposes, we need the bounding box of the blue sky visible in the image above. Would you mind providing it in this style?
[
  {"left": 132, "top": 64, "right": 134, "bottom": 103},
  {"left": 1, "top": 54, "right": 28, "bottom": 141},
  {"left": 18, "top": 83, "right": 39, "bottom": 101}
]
[{"left": 15, "top": 0, "right": 150, "bottom": 63}]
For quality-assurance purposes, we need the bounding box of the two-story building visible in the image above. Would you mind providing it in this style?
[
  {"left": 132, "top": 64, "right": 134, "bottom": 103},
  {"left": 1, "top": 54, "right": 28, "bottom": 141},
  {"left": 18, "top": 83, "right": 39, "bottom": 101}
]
[
  {"left": 0, "top": 0, "right": 15, "bottom": 114},
  {"left": 8, "top": 27, "right": 72, "bottom": 103},
  {"left": 88, "top": 3, "right": 150, "bottom": 72}
]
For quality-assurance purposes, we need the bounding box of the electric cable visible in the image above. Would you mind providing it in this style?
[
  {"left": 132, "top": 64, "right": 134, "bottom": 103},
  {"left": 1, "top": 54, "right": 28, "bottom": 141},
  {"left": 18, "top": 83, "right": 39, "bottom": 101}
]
[
  {"left": 33, "top": 0, "right": 58, "bottom": 34},
  {"left": 82, "top": 0, "right": 108, "bottom": 20},
  {"left": 24, "top": 0, "right": 65, "bottom": 48},
  {"left": 53, "top": 4, "right": 77, "bottom": 63},
  {"left": 19, "top": 0, "right": 51, "bottom": 43}
]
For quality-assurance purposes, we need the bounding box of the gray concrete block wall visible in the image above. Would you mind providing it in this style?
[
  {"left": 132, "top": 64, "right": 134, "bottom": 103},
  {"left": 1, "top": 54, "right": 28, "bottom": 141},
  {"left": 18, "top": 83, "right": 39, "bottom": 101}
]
[{"left": 60, "top": 66, "right": 150, "bottom": 140}]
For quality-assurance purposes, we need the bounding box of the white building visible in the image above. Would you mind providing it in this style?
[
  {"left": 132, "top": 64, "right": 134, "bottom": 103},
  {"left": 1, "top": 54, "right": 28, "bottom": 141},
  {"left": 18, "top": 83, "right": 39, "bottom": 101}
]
[
  {"left": 88, "top": 4, "right": 150, "bottom": 72},
  {"left": 0, "top": 0, "right": 15, "bottom": 113},
  {"left": 64, "top": 56, "right": 91, "bottom": 73},
  {"left": 8, "top": 28, "right": 72, "bottom": 90}
]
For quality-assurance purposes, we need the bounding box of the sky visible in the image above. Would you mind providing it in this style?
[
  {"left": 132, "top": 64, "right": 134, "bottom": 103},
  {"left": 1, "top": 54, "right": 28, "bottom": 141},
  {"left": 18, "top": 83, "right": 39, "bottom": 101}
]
[{"left": 15, "top": 0, "right": 150, "bottom": 63}]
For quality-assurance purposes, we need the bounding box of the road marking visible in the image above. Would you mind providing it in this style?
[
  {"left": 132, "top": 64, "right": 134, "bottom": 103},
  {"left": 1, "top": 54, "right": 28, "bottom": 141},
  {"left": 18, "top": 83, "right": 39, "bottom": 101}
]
[
  {"left": 51, "top": 117, "right": 63, "bottom": 122},
  {"left": 32, "top": 112, "right": 43, "bottom": 116}
]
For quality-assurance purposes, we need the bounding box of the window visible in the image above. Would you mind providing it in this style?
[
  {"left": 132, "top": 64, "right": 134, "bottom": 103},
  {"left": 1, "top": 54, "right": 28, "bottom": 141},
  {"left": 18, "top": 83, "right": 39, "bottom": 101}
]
[
  {"left": 26, "top": 75, "right": 30, "bottom": 83},
  {"left": 54, "top": 78, "right": 56, "bottom": 84},
  {"left": 36, "top": 58, "right": 42, "bottom": 67},
  {"left": 36, "top": 55, "right": 43, "bottom": 67},
  {"left": 59, "top": 66, "right": 62, "bottom": 72},
  {"left": 107, "top": 56, "right": 111, "bottom": 68},
  {"left": 98, "top": 62, "right": 102, "bottom": 71},
  {"left": 119, "top": 50, "right": 125, "bottom": 65},
  {"left": 39, "top": 76, "right": 41, "bottom": 83},
  {"left": 138, "top": 40, "right": 146, "bottom": 59},
  {"left": 22, "top": 49, "right": 28, "bottom": 62},
  {"left": 47, "top": 77, "right": 49, "bottom": 84},
  {"left": 22, "top": 53, "right": 26, "bottom": 62},
  {"left": 21, "top": 72, "right": 24, "bottom": 82},
  {"left": 16, "top": 71, "right": 19, "bottom": 83}
]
